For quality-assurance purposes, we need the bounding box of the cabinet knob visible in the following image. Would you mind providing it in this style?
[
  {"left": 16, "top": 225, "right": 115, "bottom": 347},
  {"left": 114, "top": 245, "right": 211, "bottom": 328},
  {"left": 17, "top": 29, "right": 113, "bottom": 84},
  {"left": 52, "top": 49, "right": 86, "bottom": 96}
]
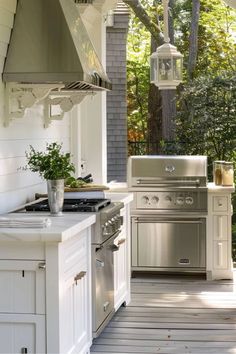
[
  {"left": 74, "top": 271, "right": 86, "bottom": 285},
  {"left": 21, "top": 348, "right": 28, "bottom": 354}
]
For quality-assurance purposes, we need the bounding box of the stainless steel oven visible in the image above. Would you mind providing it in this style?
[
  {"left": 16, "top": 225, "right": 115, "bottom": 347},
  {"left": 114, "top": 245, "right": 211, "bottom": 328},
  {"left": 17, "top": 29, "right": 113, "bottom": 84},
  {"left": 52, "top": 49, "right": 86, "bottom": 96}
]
[
  {"left": 128, "top": 155, "right": 208, "bottom": 273},
  {"left": 91, "top": 202, "right": 124, "bottom": 338},
  {"left": 131, "top": 216, "right": 206, "bottom": 271}
]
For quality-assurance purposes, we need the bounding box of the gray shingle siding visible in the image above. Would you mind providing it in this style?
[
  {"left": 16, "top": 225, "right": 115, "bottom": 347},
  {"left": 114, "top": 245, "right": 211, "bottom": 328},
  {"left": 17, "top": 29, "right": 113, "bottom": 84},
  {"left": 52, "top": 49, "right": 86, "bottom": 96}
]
[{"left": 106, "top": 4, "right": 129, "bottom": 182}]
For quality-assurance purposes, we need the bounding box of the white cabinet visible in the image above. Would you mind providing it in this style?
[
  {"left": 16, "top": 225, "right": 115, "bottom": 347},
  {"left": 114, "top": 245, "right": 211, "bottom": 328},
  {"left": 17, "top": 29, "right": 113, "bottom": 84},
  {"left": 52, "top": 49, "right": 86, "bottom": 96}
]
[
  {"left": 113, "top": 203, "right": 131, "bottom": 311},
  {"left": 0, "top": 260, "right": 46, "bottom": 353},
  {"left": 207, "top": 186, "right": 234, "bottom": 280},
  {"left": 56, "top": 229, "right": 91, "bottom": 354},
  {"left": 0, "top": 227, "right": 92, "bottom": 354}
]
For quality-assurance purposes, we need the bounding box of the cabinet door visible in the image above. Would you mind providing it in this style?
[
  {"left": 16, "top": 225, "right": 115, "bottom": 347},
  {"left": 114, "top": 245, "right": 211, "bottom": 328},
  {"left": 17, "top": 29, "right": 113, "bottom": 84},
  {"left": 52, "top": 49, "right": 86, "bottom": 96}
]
[
  {"left": 60, "top": 258, "right": 90, "bottom": 354},
  {"left": 213, "top": 241, "right": 228, "bottom": 269},
  {"left": 0, "top": 314, "right": 45, "bottom": 354},
  {"left": 0, "top": 260, "right": 45, "bottom": 314},
  {"left": 114, "top": 233, "right": 127, "bottom": 310},
  {"left": 213, "top": 215, "right": 228, "bottom": 240}
]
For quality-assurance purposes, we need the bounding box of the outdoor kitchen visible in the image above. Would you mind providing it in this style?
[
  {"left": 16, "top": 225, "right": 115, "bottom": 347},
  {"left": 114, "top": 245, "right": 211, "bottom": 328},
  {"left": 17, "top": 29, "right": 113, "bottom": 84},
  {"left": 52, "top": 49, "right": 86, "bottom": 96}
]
[{"left": 0, "top": 0, "right": 235, "bottom": 353}]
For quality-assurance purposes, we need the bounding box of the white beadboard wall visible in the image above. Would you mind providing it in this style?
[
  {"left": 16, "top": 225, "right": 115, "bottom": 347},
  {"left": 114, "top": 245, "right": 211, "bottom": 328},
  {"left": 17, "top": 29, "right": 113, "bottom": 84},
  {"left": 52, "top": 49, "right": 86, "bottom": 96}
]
[{"left": 0, "top": 0, "right": 72, "bottom": 214}]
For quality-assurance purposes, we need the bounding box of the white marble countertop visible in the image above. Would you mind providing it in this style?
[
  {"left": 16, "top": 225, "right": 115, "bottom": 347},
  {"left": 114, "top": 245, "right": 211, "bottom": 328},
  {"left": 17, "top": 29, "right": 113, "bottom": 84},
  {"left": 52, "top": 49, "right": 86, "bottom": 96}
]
[
  {"left": 0, "top": 212, "right": 96, "bottom": 243},
  {"left": 207, "top": 182, "right": 235, "bottom": 193}
]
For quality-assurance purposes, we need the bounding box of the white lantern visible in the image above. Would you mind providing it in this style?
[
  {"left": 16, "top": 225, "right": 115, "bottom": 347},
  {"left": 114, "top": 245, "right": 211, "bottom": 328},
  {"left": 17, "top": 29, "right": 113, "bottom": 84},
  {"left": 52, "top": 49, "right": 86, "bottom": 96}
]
[{"left": 150, "top": 0, "right": 183, "bottom": 90}]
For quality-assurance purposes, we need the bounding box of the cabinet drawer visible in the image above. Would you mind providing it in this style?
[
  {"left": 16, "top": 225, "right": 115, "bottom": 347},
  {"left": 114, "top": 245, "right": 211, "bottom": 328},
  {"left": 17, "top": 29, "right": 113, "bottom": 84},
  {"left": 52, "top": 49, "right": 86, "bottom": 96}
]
[
  {"left": 213, "top": 241, "right": 228, "bottom": 269},
  {"left": 213, "top": 196, "right": 228, "bottom": 212},
  {"left": 213, "top": 215, "right": 228, "bottom": 240},
  {"left": 0, "top": 261, "right": 45, "bottom": 314},
  {"left": 0, "top": 313, "right": 45, "bottom": 354}
]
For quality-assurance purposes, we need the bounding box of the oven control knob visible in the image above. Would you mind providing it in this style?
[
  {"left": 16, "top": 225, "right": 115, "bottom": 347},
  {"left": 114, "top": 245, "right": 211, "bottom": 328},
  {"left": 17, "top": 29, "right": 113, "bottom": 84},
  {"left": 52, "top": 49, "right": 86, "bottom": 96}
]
[
  {"left": 103, "top": 222, "right": 113, "bottom": 236},
  {"left": 151, "top": 196, "right": 159, "bottom": 205},
  {"left": 185, "top": 196, "right": 194, "bottom": 205},
  {"left": 141, "top": 196, "right": 149, "bottom": 204},
  {"left": 176, "top": 197, "right": 184, "bottom": 205}
]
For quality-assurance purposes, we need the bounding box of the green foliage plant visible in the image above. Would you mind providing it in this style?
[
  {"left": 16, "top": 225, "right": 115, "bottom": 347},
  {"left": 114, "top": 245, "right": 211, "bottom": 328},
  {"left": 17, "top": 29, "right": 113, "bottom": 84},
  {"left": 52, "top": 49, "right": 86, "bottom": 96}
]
[
  {"left": 174, "top": 72, "right": 236, "bottom": 166},
  {"left": 26, "top": 142, "right": 75, "bottom": 180}
]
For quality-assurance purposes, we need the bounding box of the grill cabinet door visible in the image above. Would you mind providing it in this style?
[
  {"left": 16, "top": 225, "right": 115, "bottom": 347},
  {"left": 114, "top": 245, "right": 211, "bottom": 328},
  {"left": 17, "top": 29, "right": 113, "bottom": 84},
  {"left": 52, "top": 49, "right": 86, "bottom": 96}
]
[{"left": 135, "top": 218, "right": 206, "bottom": 268}]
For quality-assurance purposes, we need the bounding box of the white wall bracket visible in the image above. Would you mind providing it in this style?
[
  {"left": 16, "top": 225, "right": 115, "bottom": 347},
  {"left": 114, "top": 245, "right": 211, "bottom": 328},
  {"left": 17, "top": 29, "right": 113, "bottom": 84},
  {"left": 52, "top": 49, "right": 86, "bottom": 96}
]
[
  {"left": 44, "top": 91, "right": 97, "bottom": 128},
  {"left": 4, "top": 83, "right": 64, "bottom": 127}
]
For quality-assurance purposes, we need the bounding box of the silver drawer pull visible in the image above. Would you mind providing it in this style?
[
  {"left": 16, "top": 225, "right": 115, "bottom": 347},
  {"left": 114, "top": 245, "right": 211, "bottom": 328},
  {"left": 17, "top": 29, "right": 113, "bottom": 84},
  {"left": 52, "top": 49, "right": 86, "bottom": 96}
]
[
  {"left": 110, "top": 244, "right": 119, "bottom": 252},
  {"left": 38, "top": 262, "right": 46, "bottom": 270},
  {"left": 74, "top": 271, "right": 86, "bottom": 285},
  {"left": 96, "top": 259, "right": 105, "bottom": 268},
  {"left": 118, "top": 238, "right": 126, "bottom": 246}
]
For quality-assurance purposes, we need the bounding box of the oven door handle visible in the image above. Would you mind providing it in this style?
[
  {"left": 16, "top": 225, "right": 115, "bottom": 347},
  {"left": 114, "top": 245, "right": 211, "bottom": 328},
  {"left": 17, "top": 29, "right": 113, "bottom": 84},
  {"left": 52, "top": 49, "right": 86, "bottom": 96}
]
[{"left": 134, "top": 218, "right": 203, "bottom": 224}]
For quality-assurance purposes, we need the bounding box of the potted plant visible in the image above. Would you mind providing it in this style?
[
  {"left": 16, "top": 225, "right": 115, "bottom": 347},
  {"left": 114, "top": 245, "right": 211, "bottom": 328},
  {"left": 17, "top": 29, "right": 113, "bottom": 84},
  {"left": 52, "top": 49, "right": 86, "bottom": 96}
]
[{"left": 26, "top": 142, "right": 75, "bottom": 215}]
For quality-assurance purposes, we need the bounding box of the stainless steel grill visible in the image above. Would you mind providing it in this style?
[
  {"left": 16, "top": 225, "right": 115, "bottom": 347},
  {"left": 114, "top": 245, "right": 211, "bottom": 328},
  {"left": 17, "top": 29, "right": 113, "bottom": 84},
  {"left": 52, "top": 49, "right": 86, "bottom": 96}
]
[{"left": 128, "top": 155, "right": 208, "bottom": 273}]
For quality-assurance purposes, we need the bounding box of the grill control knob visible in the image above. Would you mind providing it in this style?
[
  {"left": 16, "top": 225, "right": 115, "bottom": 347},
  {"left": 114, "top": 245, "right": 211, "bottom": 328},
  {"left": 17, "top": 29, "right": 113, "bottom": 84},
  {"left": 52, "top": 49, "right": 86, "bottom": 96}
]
[
  {"left": 151, "top": 196, "right": 159, "bottom": 205},
  {"left": 176, "top": 197, "right": 184, "bottom": 205},
  {"left": 165, "top": 196, "right": 172, "bottom": 203},
  {"left": 141, "top": 196, "right": 149, "bottom": 204},
  {"left": 185, "top": 196, "right": 194, "bottom": 205}
]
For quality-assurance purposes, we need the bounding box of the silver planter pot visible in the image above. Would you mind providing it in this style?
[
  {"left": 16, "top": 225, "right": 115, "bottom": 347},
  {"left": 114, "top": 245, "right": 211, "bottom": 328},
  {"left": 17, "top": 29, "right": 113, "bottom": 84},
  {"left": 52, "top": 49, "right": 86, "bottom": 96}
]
[{"left": 47, "top": 179, "right": 64, "bottom": 216}]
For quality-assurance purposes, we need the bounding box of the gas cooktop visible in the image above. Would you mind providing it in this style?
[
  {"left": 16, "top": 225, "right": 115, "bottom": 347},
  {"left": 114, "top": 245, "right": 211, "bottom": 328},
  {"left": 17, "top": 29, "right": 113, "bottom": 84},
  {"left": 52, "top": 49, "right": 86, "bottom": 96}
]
[{"left": 25, "top": 198, "right": 111, "bottom": 213}]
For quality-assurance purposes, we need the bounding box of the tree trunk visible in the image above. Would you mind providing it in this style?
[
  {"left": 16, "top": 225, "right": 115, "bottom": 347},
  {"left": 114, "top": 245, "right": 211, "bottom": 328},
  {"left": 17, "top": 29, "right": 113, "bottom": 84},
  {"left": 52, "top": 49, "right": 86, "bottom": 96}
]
[
  {"left": 161, "top": 90, "right": 176, "bottom": 142},
  {"left": 188, "top": 0, "right": 200, "bottom": 79}
]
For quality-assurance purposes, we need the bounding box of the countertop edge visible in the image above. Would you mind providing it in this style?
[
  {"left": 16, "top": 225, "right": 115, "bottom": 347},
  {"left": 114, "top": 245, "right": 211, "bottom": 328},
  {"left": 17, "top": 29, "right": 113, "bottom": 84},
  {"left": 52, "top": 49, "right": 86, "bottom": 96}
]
[{"left": 0, "top": 213, "right": 96, "bottom": 243}]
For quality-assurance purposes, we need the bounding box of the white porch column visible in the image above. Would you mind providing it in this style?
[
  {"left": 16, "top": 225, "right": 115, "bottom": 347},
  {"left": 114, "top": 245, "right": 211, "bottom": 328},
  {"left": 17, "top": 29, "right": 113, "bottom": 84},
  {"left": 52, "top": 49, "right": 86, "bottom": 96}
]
[{"left": 81, "top": 7, "right": 107, "bottom": 184}]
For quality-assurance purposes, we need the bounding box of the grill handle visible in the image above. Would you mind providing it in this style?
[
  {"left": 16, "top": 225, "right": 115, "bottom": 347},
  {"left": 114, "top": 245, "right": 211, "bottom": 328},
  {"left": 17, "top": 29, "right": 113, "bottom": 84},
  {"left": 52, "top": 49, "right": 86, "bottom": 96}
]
[
  {"left": 136, "top": 179, "right": 201, "bottom": 186},
  {"left": 134, "top": 218, "right": 203, "bottom": 224}
]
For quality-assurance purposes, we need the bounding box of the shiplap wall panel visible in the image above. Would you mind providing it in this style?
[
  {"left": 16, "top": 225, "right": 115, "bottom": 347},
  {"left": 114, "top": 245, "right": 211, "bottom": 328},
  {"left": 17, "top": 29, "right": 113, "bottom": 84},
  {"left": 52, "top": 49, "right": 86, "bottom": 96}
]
[
  {"left": 0, "top": 0, "right": 73, "bottom": 214},
  {"left": 0, "top": 0, "right": 17, "bottom": 13},
  {"left": 0, "top": 7, "right": 14, "bottom": 27},
  {"left": 0, "top": 25, "right": 11, "bottom": 43}
]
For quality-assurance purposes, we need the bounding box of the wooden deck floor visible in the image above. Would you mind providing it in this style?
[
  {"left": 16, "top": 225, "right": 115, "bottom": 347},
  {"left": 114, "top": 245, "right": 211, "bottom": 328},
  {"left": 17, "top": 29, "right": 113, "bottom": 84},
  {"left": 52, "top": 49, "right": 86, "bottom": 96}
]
[{"left": 91, "top": 271, "right": 236, "bottom": 354}]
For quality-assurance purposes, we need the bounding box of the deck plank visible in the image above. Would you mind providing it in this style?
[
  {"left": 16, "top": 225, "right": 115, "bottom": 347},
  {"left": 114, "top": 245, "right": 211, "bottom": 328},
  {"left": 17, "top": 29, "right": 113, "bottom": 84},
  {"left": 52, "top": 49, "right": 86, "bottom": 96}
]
[{"left": 91, "top": 272, "right": 236, "bottom": 354}]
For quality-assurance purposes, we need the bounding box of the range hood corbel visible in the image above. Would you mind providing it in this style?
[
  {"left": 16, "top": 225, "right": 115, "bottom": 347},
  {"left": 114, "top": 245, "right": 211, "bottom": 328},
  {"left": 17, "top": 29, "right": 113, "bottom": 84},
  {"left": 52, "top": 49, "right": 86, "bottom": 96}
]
[
  {"left": 4, "top": 83, "right": 64, "bottom": 127},
  {"left": 4, "top": 82, "right": 97, "bottom": 128},
  {"left": 44, "top": 90, "right": 97, "bottom": 128}
]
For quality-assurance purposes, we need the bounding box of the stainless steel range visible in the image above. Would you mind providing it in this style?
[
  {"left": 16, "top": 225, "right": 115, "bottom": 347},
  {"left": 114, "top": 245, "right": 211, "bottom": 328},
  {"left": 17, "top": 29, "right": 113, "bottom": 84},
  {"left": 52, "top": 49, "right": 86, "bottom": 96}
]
[
  {"left": 25, "top": 198, "right": 124, "bottom": 337},
  {"left": 128, "top": 156, "right": 208, "bottom": 273}
]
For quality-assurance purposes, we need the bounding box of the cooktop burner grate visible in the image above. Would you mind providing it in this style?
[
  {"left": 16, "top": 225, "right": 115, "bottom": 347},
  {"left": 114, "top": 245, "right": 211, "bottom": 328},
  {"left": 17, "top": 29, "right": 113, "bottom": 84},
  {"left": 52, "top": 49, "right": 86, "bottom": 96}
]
[{"left": 25, "top": 198, "right": 111, "bottom": 212}]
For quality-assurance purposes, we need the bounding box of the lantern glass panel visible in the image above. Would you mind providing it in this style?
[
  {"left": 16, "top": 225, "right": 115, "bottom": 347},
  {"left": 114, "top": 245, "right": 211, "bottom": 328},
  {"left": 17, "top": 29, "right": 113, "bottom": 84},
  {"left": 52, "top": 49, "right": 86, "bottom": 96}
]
[
  {"left": 158, "top": 58, "right": 172, "bottom": 81},
  {"left": 150, "top": 56, "right": 157, "bottom": 83},
  {"left": 173, "top": 57, "right": 182, "bottom": 80}
]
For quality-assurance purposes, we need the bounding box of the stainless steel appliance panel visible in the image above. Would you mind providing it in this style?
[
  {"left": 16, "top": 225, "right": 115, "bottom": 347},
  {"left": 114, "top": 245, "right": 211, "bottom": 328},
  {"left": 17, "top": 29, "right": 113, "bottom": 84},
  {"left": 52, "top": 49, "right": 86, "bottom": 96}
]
[
  {"left": 132, "top": 217, "right": 206, "bottom": 269},
  {"left": 136, "top": 191, "right": 207, "bottom": 212},
  {"left": 92, "top": 234, "right": 116, "bottom": 336}
]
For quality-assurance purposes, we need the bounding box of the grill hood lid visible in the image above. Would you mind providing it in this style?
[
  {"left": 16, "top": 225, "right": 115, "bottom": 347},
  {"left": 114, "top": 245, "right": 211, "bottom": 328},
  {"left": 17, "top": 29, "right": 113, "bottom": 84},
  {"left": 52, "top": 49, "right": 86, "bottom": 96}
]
[{"left": 3, "top": 0, "right": 112, "bottom": 91}]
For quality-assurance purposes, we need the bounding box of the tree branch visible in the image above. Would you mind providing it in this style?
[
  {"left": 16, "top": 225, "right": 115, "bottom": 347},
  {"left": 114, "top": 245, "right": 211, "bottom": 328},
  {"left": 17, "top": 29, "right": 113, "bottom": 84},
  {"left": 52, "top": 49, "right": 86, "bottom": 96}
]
[{"left": 123, "top": 0, "right": 164, "bottom": 45}]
